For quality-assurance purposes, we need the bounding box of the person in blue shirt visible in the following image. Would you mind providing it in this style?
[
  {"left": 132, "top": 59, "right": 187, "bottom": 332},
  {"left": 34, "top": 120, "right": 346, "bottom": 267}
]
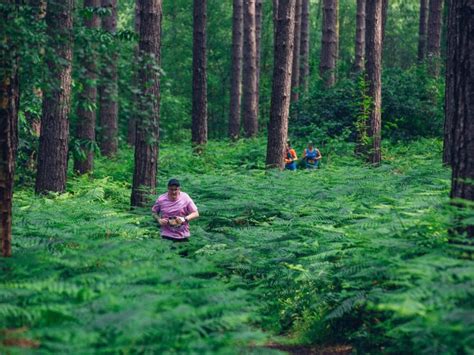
[{"left": 302, "top": 141, "right": 321, "bottom": 169}]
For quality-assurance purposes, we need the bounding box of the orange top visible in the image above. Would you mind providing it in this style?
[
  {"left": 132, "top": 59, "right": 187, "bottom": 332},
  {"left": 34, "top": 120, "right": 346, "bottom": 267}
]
[{"left": 284, "top": 148, "right": 297, "bottom": 164}]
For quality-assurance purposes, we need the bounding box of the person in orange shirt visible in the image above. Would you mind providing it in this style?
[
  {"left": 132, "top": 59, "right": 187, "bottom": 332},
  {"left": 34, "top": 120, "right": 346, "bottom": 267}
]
[{"left": 284, "top": 141, "right": 298, "bottom": 170}]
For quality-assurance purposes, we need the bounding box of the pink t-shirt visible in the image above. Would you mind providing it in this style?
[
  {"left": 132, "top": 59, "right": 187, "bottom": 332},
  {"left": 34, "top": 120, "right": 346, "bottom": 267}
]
[{"left": 151, "top": 192, "right": 198, "bottom": 239}]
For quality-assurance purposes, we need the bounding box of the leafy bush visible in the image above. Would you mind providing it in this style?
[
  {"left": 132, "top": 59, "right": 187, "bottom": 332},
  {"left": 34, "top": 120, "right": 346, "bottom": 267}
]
[{"left": 292, "top": 66, "right": 444, "bottom": 143}]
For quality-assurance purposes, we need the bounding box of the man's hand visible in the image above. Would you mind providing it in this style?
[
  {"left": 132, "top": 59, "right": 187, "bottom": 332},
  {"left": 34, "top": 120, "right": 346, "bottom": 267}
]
[
  {"left": 158, "top": 217, "right": 169, "bottom": 226},
  {"left": 176, "top": 216, "right": 186, "bottom": 224}
]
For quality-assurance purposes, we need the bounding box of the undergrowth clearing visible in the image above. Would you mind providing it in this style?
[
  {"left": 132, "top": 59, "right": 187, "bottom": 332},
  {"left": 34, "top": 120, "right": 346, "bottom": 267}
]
[{"left": 1, "top": 138, "right": 473, "bottom": 353}]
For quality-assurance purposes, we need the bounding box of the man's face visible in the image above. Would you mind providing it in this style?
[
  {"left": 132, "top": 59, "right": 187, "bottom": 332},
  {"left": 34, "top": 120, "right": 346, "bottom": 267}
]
[{"left": 168, "top": 185, "right": 180, "bottom": 200}]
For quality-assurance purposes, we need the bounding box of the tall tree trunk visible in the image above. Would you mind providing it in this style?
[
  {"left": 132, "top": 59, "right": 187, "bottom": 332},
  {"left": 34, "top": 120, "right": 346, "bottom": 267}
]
[
  {"left": 353, "top": 0, "right": 366, "bottom": 73},
  {"left": 266, "top": 0, "right": 296, "bottom": 169},
  {"left": 364, "top": 0, "right": 383, "bottom": 164},
  {"left": 0, "top": 0, "right": 19, "bottom": 257},
  {"left": 192, "top": 0, "right": 208, "bottom": 148},
  {"left": 447, "top": 0, "right": 474, "bottom": 238},
  {"left": 242, "top": 0, "right": 259, "bottom": 137},
  {"left": 443, "top": 0, "right": 455, "bottom": 166},
  {"left": 299, "top": 0, "right": 310, "bottom": 91},
  {"left": 255, "top": 0, "right": 262, "bottom": 103},
  {"left": 417, "top": 0, "right": 429, "bottom": 62},
  {"left": 35, "top": 0, "right": 74, "bottom": 194},
  {"left": 131, "top": 0, "right": 162, "bottom": 207},
  {"left": 128, "top": 0, "right": 141, "bottom": 146},
  {"left": 228, "top": 0, "right": 243, "bottom": 139},
  {"left": 382, "top": 0, "right": 388, "bottom": 43},
  {"left": 291, "top": 0, "right": 302, "bottom": 103},
  {"left": 320, "top": 0, "right": 338, "bottom": 87},
  {"left": 427, "top": 0, "right": 444, "bottom": 76},
  {"left": 74, "top": 0, "right": 100, "bottom": 174},
  {"left": 99, "top": 0, "right": 118, "bottom": 157}
]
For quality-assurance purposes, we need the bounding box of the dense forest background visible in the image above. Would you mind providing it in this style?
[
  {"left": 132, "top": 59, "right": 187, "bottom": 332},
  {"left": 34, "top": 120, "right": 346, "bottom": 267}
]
[{"left": 1, "top": 0, "right": 473, "bottom": 353}]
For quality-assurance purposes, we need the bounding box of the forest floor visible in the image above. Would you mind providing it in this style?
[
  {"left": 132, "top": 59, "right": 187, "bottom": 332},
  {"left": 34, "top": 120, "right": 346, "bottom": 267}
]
[{"left": 1, "top": 138, "right": 473, "bottom": 353}]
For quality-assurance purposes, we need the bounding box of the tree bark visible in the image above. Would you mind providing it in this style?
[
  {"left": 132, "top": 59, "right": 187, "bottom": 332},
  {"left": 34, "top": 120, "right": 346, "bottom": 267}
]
[
  {"left": 242, "top": 0, "right": 259, "bottom": 137},
  {"left": 192, "top": 0, "right": 208, "bottom": 147},
  {"left": 299, "top": 0, "right": 310, "bottom": 91},
  {"left": 35, "top": 0, "right": 74, "bottom": 194},
  {"left": 320, "top": 0, "right": 338, "bottom": 87},
  {"left": 448, "top": 0, "right": 474, "bottom": 238},
  {"left": 365, "top": 0, "right": 383, "bottom": 164},
  {"left": 417, "top": 0, "right": 429, "bottom": 62},
  {"left": 266, "top": 0, "right": 296, "bottom": 169},
  {"left": 131, "top": 0, "right": 162, "bottom": 207},
  {"left": 99, "top": 0, "right": 118, "bottom": 157},
  {"left": 74, "top": 0, "right": 100, "bottom": 174},
  {"left": 228, "top": 0, "right": 243, "bottom": 140},
  {"left": 255, "top": 0, "right": 262, "bottom": 103},
  {"left": 128, "top": 0, "right": 141, "bottom": 146},
  {"left": 291, "top": 0, "right": 302, "bottom": 103},
  {"left": 353, "top": 0, "right": 366, "bottom": 73},
  {"left": 0, "top": 0, "right": 19, "bottom": 257},
  {"left": 427, "top": 0, "right": 444, "bottom": 76},
  {"left": 443, "top": 0, "right": 455, "bottom": 166}
]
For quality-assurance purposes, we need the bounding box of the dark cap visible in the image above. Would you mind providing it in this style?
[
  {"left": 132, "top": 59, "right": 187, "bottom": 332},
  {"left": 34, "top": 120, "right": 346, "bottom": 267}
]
[{"left": 167, "top": 178, "right": 180, "bottom": 187}]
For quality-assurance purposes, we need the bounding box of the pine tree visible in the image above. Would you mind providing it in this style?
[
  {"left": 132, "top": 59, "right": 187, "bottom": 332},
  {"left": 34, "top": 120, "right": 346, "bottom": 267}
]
[
  {"left": 299, "top": 0, "right": 310, "bottom": 91},
  {"left": 131, "top": 0, "right": 162, "bottom": 207},
  {"left": 291, "top": 0, "right": 302, "bottom": 103},
  {"left": 353, "top": 0, "right": 366, "bottom": 73},
  {"left": 99, "top": 0, "right": 118, "bottom": 157},
  {"left": 35, "top": 0, "right": 74, "bottom": 194},
  {"left": 192, "top": 0, "right": 208, "bottom": 148},
  {"left": 266, "top": 0, "right": 295, "bottom": 169},
  {"left": 320, "top": 0, "right": 338, "bottom": 87},
  {"left": 242, "top": 0, "right": 259, "bottom": 137},
  {"left": 0, "top": 0, "right": 19, "bottom": 257},
  {"left": 426, "top": 0, "right": 443, "bottom": 76},
  {"left": 417, "top": 0, "right": 429, "bottom": 62},
  {"left": 446, "top": 0, "right": 473, "bottom": 238},
  {"left": 364, "top": 0, "right": 383, "bottom": 164},
  {"left": 228, "top": 0, "right": 243, "bottom": 140},
  {"left": 74, "top": 0, "right": 101, "bottom": 174}
]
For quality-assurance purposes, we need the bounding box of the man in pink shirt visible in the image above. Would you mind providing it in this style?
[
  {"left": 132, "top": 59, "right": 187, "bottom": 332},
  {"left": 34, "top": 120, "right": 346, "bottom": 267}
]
[{"left": 151, "top": 179, "right": 199, "bottom": 241}]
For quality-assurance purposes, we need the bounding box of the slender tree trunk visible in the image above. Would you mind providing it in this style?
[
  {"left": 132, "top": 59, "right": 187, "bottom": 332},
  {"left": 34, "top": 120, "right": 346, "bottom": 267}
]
[
  {"left": 74, "top": 0, "right": 100, "bottom": 174},
  {"left": 353, "top": 0, "right": 366, "bottom": 73},
  {"left": 291, "top": 0, "right": 302, "bottom": 103},
  {"left": 266, "top": 0, "right": 296, "bottom": 169},
  {"left": 131, "top": 0, "right": 162, "bottom": 207},
  {"left": 228, "top": 0, "right": 243, "bottom": 139},
  {"left": 255, "top": 0, "right": 262, "bottom": 103},
  {"left": 242, "top": 0, "right": 259, "bottom": 137},
  {"left": 0, "top": 0, "right": 19, "bottom": 257},
  {"left": 364, "top": 0, "right": 383, "bottom": 165},
  {"left": 320, "top": 0, "right": 338, "bottom": 87},
  {"left": 382, "top": 0, "right": 388, "bottom": 43},
  {"left": 447, "top": 0, "right": 474, "bottom": 238},
  {"left": 443, "top": 0, "right": 455, "bottom": 166},
  {"left": 35, "top": 0, "right": 74, "bottom": 194},
  {"left": 99, "top": 0, "right": 118, "bottom": 157},
  {"left": 417, "top": 0, "right": 429, "bottom": 61},
  {"left": 128, "top": 0, "right": 141, "bottom": 146},
  {"left": 192, "top": 0, "right": 208, "bottom": 148},
  {"left": 299, "top": 0, "right": 310, "bottom": 91},
  {"left": 427, "top": 0, "right": 444, "bottom": 76}
]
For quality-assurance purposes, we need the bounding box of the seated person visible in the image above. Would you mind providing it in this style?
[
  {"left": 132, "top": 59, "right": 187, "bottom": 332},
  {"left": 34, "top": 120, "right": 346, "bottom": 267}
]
[
  {"left": 284, "top": 141, "right": 298, "bottom": 170},
  {"left": 302, "top": 141, "right": 322, "bottom": 169}
]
